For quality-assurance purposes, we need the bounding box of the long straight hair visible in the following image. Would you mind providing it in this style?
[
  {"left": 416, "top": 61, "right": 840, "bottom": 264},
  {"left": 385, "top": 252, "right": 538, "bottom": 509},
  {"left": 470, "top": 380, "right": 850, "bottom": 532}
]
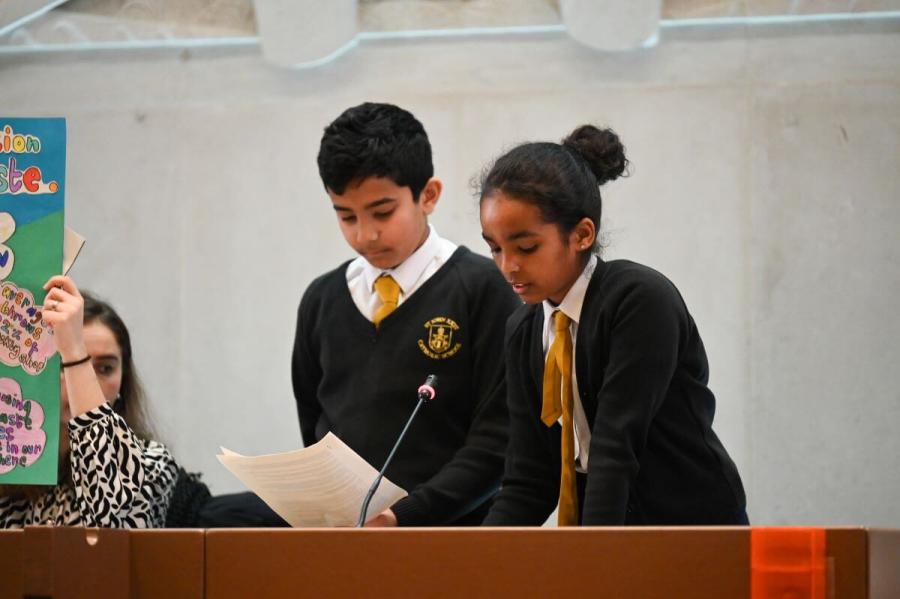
[{"left": 81, "top": 291, "right": 155, "bottom": 443}]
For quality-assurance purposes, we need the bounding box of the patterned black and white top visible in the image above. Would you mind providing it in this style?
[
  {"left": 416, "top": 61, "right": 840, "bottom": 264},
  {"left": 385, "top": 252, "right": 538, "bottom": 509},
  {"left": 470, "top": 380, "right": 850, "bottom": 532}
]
[{"left": 0, "top": 403, "right": 178, "bottom": 528}]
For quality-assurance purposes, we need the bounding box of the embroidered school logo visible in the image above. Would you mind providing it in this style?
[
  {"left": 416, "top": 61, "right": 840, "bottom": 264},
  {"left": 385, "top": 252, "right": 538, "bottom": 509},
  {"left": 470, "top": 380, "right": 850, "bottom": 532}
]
[{"left": 418, "top": 316, "right": 462, "bottom": 360}]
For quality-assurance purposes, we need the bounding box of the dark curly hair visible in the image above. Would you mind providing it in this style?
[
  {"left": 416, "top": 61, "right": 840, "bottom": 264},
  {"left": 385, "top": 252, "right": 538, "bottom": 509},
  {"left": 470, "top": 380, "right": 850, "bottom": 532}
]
[
  {"left": 317, "top": 102, "right": 434, "bottom": 200},
  {"left": 478, "top": 125, "right": 629, "bottom": 251}
]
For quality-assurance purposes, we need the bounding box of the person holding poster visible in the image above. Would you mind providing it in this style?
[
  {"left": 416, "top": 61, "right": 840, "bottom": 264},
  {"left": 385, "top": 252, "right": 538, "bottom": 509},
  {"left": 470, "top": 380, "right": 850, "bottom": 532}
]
[{"left": 0, "top": 276, "right": 178, "bottom": 527}]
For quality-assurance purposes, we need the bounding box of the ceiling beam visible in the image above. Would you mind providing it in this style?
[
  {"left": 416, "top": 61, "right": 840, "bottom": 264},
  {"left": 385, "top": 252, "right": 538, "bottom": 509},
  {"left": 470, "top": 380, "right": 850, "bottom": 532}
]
[{"left": 0, "top": 0, "right": 70, "bottom": 38}]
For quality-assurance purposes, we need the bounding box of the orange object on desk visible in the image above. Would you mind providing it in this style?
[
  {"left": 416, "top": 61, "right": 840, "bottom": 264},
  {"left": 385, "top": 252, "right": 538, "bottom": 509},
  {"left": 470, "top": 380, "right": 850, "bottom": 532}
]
[{"left": 752, "top": 527, "right": 827, "bottom": 599}]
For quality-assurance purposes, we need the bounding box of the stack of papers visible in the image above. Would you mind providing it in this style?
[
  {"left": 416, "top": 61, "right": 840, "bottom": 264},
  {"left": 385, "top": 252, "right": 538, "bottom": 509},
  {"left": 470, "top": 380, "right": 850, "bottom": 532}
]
[{"left": 217, "top": 432, "right": 407, "bottom": 527}]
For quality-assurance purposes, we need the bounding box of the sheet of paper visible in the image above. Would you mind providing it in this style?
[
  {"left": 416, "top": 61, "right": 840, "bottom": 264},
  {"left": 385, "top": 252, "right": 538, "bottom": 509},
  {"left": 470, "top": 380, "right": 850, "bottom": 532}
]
[
  {"left": 62, "top": 227, "right": 85, "bottom": 275},
  {"left": 217, "top": 432, "right": 407, "bottom": 527}
]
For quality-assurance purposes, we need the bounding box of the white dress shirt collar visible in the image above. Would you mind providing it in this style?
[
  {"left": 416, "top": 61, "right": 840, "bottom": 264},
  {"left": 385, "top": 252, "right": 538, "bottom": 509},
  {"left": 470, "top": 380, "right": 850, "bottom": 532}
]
[
  {"left": 542, "top": 253, "right": 598, "bottom": 332},
  {"left": 362, "top": 224, "right": 442, "bottom": 295}
]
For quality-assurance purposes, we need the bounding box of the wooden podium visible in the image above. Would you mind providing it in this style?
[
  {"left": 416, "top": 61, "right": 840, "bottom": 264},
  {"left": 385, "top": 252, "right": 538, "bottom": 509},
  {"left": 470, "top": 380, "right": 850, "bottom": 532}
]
[
  {"left": 206, "top": 527, "right": 751, "bottom": 598},
  {"left": 2, "top": 527, "right": 897, "bottom": 598},
  {"left": 2, "top": 527, "right": 204, "bottom": 599}
]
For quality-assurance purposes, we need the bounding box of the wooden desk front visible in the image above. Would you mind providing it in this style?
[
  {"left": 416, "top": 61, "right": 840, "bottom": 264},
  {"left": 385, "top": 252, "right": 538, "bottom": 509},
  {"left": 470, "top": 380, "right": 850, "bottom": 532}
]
[
  {"left": 204, "top": 527, "right": 867, "bottom": 599},
  {"left": 3, "top": 526, "right": 897, "bottom": 598}
]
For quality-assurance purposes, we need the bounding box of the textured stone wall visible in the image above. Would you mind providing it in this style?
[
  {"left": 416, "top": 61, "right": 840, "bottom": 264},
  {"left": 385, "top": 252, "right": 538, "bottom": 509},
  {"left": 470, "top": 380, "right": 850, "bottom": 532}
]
[{"left": 1, "top": 14, "right": 897, "bottom": 525}]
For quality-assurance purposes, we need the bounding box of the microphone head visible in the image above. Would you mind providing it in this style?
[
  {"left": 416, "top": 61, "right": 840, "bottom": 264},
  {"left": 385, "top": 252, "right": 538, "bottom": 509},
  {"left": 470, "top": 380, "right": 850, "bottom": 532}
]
[{"left": 417, "top": 374, "right": 438, "bottom": 402}]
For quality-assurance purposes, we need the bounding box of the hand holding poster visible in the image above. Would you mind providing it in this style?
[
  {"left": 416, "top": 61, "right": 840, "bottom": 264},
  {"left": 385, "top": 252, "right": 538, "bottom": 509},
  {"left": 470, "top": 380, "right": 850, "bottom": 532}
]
[{"left": 0, "top": 118, "right": 64, "bottom": 485}]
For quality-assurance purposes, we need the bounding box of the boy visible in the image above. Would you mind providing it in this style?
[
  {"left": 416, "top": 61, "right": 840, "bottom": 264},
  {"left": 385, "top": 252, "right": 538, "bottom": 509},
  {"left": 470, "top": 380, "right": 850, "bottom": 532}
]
[{"left": 292, "top": 102, "right": 519, "bottom": 526}]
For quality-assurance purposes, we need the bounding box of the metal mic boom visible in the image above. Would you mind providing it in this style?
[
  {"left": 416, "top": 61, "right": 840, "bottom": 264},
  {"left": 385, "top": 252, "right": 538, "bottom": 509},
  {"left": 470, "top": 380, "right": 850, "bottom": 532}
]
[{"left": 356, "top": 374, "right": 439, "bottom": 527}]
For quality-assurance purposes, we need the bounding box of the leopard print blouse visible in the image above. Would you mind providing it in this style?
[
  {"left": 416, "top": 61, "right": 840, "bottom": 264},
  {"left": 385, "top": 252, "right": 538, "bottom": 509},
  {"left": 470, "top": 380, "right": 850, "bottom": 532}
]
[{"left": 0, "top": 402, "right": 178, "bottom": 528}]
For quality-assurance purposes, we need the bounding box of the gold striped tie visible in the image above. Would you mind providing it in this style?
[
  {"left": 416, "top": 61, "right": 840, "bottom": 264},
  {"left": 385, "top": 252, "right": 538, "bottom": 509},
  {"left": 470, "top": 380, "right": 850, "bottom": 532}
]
[
  {"left": 373, "top": 275, "right": 400, "bottom": 327},
  {"left": 541, "top": 310, "right": 578, "bottom": 526}
]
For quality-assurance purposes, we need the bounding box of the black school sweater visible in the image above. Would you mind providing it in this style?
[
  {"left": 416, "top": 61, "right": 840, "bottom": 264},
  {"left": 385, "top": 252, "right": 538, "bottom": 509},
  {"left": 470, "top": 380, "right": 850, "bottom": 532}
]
[
  {"left": 292, "top": 246, "right": 520, "bottom": 526},
  {"left": 485, "top": 259, "right": 746, "bottom": 526}
]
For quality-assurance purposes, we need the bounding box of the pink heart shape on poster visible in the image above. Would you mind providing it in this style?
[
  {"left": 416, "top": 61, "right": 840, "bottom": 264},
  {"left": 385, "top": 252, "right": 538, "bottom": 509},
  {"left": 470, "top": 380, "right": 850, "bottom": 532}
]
[{"left": 0, "top": 376, "right": 46, "bottom": 474}]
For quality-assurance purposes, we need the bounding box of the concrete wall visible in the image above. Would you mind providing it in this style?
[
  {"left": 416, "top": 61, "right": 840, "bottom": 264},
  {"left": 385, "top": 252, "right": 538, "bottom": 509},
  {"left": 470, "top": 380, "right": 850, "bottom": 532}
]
[{"left": 1, "top": 18, "right": 898, "bottom": 525}]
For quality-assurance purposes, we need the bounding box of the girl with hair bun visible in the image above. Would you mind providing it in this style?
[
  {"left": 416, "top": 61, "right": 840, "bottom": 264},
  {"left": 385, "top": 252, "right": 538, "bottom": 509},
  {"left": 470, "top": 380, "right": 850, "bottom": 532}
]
[{"left": 480, "top": 125, "right": 747, "bottom": 526}]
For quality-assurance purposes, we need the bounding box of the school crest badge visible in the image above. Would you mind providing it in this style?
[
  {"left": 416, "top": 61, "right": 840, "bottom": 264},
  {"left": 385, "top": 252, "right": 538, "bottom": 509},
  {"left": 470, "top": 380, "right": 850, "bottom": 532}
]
[{"left": 418, "top": 316, "right": 462, "bottom": 359}]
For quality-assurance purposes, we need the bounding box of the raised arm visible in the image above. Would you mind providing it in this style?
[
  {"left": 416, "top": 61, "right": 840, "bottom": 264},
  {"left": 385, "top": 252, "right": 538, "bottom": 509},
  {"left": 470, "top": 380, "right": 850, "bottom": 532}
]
[{"left": 43, "top": 276, "right": 177, "bottom": 527}]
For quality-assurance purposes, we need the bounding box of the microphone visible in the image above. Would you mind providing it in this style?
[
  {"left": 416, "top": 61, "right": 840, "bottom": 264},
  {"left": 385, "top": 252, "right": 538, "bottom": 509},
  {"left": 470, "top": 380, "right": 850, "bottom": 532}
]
[
  {"left": 356, "top": 374, "right": 438, "bottom": 527},
  {"left": 417, "top": 374, "right": 438, "bottom": 402}
]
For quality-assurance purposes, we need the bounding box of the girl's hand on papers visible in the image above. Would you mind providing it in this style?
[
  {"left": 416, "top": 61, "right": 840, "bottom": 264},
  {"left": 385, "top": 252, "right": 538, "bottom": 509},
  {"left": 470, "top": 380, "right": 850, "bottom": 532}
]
[{"left": 364, "top": 509, "right": 398, "bottom": 527}]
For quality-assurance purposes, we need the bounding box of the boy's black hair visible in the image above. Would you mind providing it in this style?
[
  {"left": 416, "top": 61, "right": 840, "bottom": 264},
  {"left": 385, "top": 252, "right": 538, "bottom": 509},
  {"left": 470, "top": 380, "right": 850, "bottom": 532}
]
[{"left": 317, "top": 102, "right": 433, "bottom": 201}]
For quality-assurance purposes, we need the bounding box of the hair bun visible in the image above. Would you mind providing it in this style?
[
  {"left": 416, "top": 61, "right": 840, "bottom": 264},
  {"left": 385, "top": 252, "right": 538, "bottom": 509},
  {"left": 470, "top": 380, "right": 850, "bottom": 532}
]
[{"left": 562, "top": 125, "right": 628, "bottom": 185}]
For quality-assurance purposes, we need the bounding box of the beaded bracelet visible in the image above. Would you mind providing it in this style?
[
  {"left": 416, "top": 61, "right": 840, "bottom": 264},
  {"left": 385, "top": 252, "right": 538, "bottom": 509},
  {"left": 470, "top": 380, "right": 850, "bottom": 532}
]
[{"left": 60, "top": 355, "right": 91, "bottom": 369}]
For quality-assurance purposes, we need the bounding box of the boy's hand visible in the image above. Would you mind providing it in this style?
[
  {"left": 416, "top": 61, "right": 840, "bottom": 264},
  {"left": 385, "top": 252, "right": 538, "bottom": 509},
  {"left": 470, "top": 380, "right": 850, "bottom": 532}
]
[
  {"left": 42, "top": 275, "right": 87, "bottom": 362},
  {"left": 364, "top": 509, "right": 398, "bottom": 527}
]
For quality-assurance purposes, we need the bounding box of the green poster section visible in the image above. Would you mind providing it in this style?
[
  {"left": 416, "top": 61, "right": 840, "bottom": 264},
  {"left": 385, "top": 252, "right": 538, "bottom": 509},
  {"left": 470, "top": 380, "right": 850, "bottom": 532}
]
[{"left": 0, "top": 211, "right": 62, "bottom": 484}]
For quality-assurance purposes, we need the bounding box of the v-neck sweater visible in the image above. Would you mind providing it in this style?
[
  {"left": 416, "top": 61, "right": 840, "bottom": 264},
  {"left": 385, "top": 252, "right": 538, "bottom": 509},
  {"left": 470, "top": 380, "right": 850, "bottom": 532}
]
[
  {"left": 486, "top": 258, "right": 746, "bottom": 526},
  {"left": 292, "top": 246, "right": 521, "bottom": 525}
]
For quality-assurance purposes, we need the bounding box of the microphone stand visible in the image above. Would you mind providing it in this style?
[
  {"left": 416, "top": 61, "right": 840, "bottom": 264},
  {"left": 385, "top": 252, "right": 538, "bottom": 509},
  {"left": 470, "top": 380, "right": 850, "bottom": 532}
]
[{"left": 356, "top": 375, "right": 437, "bottom": 527}]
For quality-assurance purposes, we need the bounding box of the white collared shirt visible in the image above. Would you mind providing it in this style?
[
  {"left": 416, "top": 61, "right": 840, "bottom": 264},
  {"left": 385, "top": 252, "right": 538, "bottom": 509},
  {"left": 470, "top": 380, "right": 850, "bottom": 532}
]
[
  {"left": 542, "top": 254, "right": 597, "bottom": 473},
  {"left": 346, "top": 225, "right": 457, "bottom": 321}
]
